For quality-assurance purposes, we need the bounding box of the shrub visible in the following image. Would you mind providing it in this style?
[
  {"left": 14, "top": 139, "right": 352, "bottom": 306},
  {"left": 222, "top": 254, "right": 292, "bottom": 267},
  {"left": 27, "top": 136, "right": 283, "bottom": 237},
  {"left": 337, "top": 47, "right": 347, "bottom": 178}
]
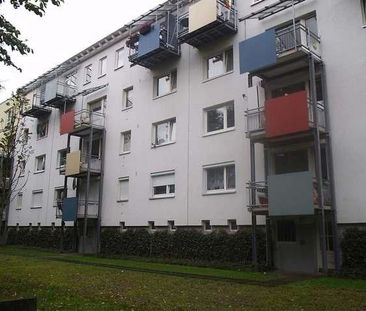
[{"left": 341, "top": 228, "right": 366, "bottom": 276}]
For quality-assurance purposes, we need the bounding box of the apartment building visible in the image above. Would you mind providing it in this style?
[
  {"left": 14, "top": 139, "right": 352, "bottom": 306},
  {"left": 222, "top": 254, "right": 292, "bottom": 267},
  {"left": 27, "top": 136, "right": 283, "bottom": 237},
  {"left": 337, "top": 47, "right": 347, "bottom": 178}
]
[{"left": 6, "top": 0, "right": 366, "bottom": 273}]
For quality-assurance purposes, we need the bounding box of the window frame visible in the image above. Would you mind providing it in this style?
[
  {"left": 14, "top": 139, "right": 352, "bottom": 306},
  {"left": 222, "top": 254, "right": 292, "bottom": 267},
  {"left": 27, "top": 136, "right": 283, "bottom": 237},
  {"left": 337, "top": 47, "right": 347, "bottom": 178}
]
[
  {"left": 98, "top": 56, "right": 107, "bottom": 77},
  {"left": 54, "top": 187, "right": 64, "bottom": 208},
  {"left": 31, "top": 190, "right": 43, "bottom": 209},
  {"left": 120, "top": 130, "right": 131, "bottom": 154},
  {"left": 115, "top": 47, "right": 125, "bottom": 69},
  {"left": 154, "top": 69, "right": 177, "bottom": 98},
  {"left": 35, "top": 155, "right": 46, "bottom": 173},
  {"left": 362, "top": 0, "right": 366, "bottom": 26},
  {"left": 202, "top": 220, "right": 212, "bottom": 232},
  {"left": 117, "top": 177, "right": 129, "bottom": 202},
  {"left": 57, "top": 149, "right": 67, "bottom": 169},
  {"left": 150, "top": 171, "right": 176, "bottom": 199},
  {"left": 203, "top": 162, "right": 236, "bottom": 195},
  {"left": 85, "top": 64, "right": 92, "bottom": 84},
  {"left": 205, "top": 47, "right": 233, "bottom": 80},
  {"left": 122, "top": 86, "right": 134, "bottom": 110},
  {"left": 36, "top": 120, "right": 49, "bottom": 140},
  {"left": 152, "top": 117, "right": 176, "bottom": 147},
  {"left": 204, "top": 102, "right": 235, "bottom": 135},
  {"left": 16, "top": 193, "right": 23, "bottom": 210}
]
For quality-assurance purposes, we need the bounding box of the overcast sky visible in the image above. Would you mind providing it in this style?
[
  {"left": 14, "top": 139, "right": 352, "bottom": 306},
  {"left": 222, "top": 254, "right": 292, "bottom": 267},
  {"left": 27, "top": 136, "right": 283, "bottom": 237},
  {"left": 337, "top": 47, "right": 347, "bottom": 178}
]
[{"left": 0, "top": 0, "right": 163, "bottom": 102}]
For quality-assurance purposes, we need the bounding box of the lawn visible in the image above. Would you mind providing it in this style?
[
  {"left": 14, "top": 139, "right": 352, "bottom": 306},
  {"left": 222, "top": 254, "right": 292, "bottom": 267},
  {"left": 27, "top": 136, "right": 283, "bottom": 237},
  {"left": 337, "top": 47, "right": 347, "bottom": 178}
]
[{"left": 0, "top": 246, "right": 366, "bottom": 310}]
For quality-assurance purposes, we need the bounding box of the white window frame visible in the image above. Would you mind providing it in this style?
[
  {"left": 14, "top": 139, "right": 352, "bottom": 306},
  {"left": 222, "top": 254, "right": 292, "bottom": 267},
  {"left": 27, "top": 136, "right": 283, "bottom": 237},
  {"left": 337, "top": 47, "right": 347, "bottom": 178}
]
[
  {"left": 205, "top": 47, "right": 233, "bottom": 80},
  {"left": 36, "top": 120, "right": 48, "bottom": 139},
  {"left": 85, "top": 64, "right": 92, "bottom": 84},
  {"left": 19, "top": 160, "right": 26, "bottom": 177},
  {"left": 122, "top": 86, "right": 133, "bottom": 110},
  {"left": 150, "top": 170, "right": 175, "bottom": 199},
  {"left": 120, "top": 130, "right": 131, "bottom": 154},
  {"left": 152, "top": 118, "right": 176, "bottom": 147},
  {"left": 98, "top": 56, "right": 107, "bottom": 77},
  {"left": 57, "top": 149, "right": 67, "bottom": 169},
  {"left": 204, "top": 102, "right": 235, "bottom": 135},
  {"left": 154, "top": 70, "right": 177, "bottom": 98},
  {"left": 31, "top": 190, "right": 43, "bottom": 209},
  {"left": 54, "top": 187, "right": 64, "bottom": 208},
  {"left": 362, "top": 0, "right": 366, "bottom": 26},
  {"left": 228, "top": 219, "right": 238, "bottom": 232},
  {"left": 202, "top": 220, "right": 212, "bottom": 232},
  {"left": 168, "top": 220, "right": 177, "bottom": 231},
  {"left": 115, "top": 47, "right": 125, "bottom": 69},
  {"left": 16, "top": 193, "right": 23, "bottom": 210},
  {"left": 117, "top": 177, "right": 129, "bottom": 202},
  {"left": 35, "top": 155, "right": 46, "bottom": 173},
  {"left": 203, "top": 162, "right": 236, "bottom": 195}
]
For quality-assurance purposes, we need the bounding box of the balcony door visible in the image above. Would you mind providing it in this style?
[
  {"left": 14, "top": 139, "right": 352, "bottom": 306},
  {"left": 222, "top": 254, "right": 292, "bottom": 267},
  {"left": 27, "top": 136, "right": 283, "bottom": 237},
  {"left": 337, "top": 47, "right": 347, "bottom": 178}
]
[{"left": 274, "top": 149, "right": 309, "bottom": 175}]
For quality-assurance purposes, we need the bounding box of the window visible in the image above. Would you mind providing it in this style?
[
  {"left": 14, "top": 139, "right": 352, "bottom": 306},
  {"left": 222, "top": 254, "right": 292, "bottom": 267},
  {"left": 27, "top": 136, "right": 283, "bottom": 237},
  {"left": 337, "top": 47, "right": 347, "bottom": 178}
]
[
  {"left": 228, "top": 219, "right": 238, "bottom": 231},
  {"left": 123, "top": 87, "right": 133, "bottom": 109},
  {"left": 151, "top": 171, "right": 175, "bottom": 199},
  {"left": 85, "top": 64, "right": 92, "bottom": 84},
  {"left": 152, "top": 118, "right": 176, "bottom": 147},
  {"left": 202, "top": 220, "right": 212, "bottom": 231},
  {"left": 118, "top": 177, "right": 129, "bottom": 202},
  {"left": 98, "top": 57, "right": 107, "bottom": 77},
  {"left": 16, "top": 193, "right": 23, "bottom": 210},
  {"left": 274, "top": 149, "right": 308, "bottom": 175},
  {"left": 148, "top": 221, "right": 156, "bottom": 231},
  {"left": 35, "top": 155, "right": 46, "bottom": 172},
  {"left": 362, "top": 0, "right": 366, "bottom": 25},
  {"left": 88, "top": 100, "right": 102, "bottom": 113},
  {"left": 277, "top": 220, "right": 296, "bottom": 242},
  {"left": 32, "top": 190, "right": 43, "bottom": 209},
  {"left": 204, "top": 163, "right": 236, "bottom": 193},
  {"left": 120, "top": 221, "right": 127, "bottom": 232},
  {"left": 84, "top": 139, "right": 101, "bottom": 158},
  {"left": 37, "top": 120, "right": 48, "bottom": 139},
  {"left": 115, "top": 48, "right": 124, "bottom": 69},
  {"left": 206, "top": 47, "right": 233, "bottom": 79},
  {"left": 65, "top": 73, "right": 77, "bottom": 89},
  {"left": 168, "top": 220, "right": 176, "bottom": 231},
  {"left": 205, "top": 102, "right": 235, "bottom": 134},
  {"left": 120, "top": 131, "right": 131, "bottom": 154},
  {"left": 23, "top": 128, "right": 29, "bottom": 144},
  {"left": 54, "top": 188, "right": 64, "bottom": 207},
  {"left": 57, "top": 149, "right": 67, "bottom": 168},
  {"left": 19, "top": 160, "right": 26, "bottom": 176},
  {"left": 155, "top": 70, "right": 177, "bottom": 97}
]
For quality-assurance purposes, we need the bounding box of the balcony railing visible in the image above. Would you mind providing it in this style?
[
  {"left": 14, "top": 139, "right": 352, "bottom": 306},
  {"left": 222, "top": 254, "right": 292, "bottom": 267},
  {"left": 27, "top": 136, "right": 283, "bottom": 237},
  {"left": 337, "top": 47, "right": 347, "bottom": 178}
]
[
  {"left": 73, "top": 109, "right": 105, "bottom": 130},
  {"left": 64, "top": 150, "right": 101, "bottom": 177},
  {"left": 275, "top": 23, "right": 321, "bottom": 59},
  {"left": 77, "top": 200, "right": 99, "bottom": 219},
  {"left": 80, "top": 154, "right": 102, "bottom": 174}
]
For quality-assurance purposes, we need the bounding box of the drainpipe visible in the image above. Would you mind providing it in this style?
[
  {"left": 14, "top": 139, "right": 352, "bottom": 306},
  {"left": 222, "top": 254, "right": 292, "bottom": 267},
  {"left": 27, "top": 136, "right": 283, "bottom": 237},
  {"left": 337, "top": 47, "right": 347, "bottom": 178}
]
[{"left": 250, "top": 141, "right": 257, "bottom": 266}]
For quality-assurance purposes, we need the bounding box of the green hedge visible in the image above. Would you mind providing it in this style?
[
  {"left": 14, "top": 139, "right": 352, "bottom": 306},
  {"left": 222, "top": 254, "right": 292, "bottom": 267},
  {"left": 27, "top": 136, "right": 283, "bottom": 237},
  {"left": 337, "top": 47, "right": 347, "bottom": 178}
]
[
  {"left": 7, "top": 227, "right": 75, "bottom": 251},
  {"left": 101, "top": 228, "right": 266, "bottom": 265},
  {"left": 341, "top": 228, "right": 366, "bottom": 276}
]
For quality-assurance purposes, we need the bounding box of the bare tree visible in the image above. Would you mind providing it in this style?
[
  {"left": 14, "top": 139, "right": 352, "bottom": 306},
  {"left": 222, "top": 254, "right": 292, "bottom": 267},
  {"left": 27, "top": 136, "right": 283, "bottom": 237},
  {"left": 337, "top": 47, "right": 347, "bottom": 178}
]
[{"left": 0, "top": 91, "right": 31, "bottom": 243}]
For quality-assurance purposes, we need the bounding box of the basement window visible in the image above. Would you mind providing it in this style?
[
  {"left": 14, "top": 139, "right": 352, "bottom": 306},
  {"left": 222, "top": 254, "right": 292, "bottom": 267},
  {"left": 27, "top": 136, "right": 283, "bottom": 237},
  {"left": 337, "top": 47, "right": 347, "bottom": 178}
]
[
  {"left": 202, "top": 220, "right": 212, "bottom": 232},
  {"left": 168, "top": 220, "right": 177, "bottom": 231},
  {"left": 228, "top": 219, "right": 238, "bottom": 231},
  {"left": 277, "top": 220, "right": 296, "bottom": 242}
]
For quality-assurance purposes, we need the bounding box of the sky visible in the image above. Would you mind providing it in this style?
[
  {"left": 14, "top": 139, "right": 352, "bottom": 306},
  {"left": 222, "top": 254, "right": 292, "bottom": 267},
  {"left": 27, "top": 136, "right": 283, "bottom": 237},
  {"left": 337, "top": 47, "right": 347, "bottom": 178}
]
[{"left": 0, "top": 0, "right": 163, "bottom": 102}]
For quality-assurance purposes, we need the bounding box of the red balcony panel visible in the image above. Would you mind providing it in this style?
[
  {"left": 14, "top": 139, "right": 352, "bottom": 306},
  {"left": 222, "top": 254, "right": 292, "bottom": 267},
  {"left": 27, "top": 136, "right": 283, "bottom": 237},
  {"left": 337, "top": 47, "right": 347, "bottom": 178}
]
[
  {"left": 265, "top": 90, "right": 309, "bottom": 138},
  {"left": 60, "top": 110, "right": 75, "bottom": 135}
]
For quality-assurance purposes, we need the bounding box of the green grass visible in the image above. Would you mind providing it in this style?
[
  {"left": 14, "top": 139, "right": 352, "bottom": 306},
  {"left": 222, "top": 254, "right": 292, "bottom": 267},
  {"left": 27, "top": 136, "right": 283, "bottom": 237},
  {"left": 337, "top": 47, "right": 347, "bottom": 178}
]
[{"left": 1, "top": 246, "right": 366, "bottom": 310}]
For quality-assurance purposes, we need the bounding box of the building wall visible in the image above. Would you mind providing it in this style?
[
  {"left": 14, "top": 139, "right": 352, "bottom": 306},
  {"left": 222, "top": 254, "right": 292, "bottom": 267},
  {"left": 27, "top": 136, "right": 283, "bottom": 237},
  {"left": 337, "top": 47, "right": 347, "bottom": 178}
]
[{"left": 7, "top": 0, "right": 366, "bottom": 230}]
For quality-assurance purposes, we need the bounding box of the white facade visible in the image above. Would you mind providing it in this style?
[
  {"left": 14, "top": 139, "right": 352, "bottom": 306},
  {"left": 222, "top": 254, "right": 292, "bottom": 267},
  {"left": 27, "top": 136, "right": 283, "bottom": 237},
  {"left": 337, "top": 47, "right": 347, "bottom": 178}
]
[{"left": 7, "top": 0, "right": 366, "bottom": 238}]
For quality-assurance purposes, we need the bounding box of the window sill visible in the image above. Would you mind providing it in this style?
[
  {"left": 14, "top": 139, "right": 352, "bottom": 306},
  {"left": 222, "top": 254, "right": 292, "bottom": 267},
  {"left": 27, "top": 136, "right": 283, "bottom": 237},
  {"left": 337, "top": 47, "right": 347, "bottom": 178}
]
[
  {"left": 153, "top": 90, "right": 177, "bottom": 100},
  {"left": 117, "top": 199, "right": 129, "bottom": 203},
  {"left": 149, "top": 194, "right": 175, "bottom": 200},
  {"left": 119, "top": 151, "right": 131, "bottom": 156},
  {"left": 203, "top": 127, "right": 235, "bottom": 137},
  {"left": 203, "top": 189, "right": 236, "bottom": 196},
  {"left": 251, "top": 0, "right": 265, "bottom": 6},
  {"left": 31, "top": 206, "right": 42, "bottom": 210},
  {"left": 83, "top": 81, "right": 91, "bottom": 86},
  {"left": 114, "top": 65, "right": 124, "bottom": 71},
  {"left": 202, "top": 71, "right": 233, "bottom": 84},
  {"left": 98, "top": 74, "right": 107, "bottom": 79},
  {"left": 151, "top": 141, "right": 176, "bottom": 149},
  {"left": 34, "top": 170, "right": 45, "bottom": 175},
  {"left": 122, "top": 106, "right": 133, "bottom": 112}
]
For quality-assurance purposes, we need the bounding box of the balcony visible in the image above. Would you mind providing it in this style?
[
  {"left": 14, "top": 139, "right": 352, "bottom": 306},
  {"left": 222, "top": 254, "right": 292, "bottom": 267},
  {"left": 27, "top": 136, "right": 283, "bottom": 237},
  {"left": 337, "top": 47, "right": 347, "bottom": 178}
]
[
  {"left": 60, "top": 109, "right": 105, "bottom": 137},
  {"left": 41, "top": 80, "right": 76, "bottom": 109},
  {"left": 77, "top": 200, "right": 99, "bottom": 219},
  {"left": 128, "top": 13, "right": 180, "bottom": 69},
  {"left": 178, "top": 0, "right": 237, "bottom": 48},
  {"left": 245, "top": 91, "right": 325, "bottom": 141},
  {"left": 56, "top": 198, "right": 98, "bottom": 221},
  {"left": 248, "top": 172, "right": 332, "bottom": 216},
  {"left": 64, "top": 150, "right": 101, "bottom": 178},
  {"left": 22, "top": 95, "right": 51, "bottom": 119},
  {"left": 239, "top": 23, "right": 321, "bottom": 79}
]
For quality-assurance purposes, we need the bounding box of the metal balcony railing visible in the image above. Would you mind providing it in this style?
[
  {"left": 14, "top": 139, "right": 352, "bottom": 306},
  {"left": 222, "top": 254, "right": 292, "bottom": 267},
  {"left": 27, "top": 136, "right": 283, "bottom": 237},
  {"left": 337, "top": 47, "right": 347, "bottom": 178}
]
[
  {"left": 80, "top": 154, "right": 102, "bottom": 173},
  {"left": 73, "top": 109, "right": 105, "bottom": 129},
  {"left": 178, "top": 0, "right": 238, "bottom": 38},
  {"left": 77, "top": 200, "right": 99, "bottom": 218},
  {"left": 275, "top": 23, "right": 321, "bottom": 59}
]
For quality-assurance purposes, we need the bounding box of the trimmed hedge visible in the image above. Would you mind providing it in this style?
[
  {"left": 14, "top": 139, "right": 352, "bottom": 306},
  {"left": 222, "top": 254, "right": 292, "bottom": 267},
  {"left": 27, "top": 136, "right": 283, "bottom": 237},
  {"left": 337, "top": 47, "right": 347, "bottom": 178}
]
[
  {"left": 101, "top": 228, "right": 266, "bottom": 265},
  {"left": 7, "top": 227, "right": 75, "bottom": 251},
  {"left": 341, "top": 228, "right": 366, "bottom": 276}
]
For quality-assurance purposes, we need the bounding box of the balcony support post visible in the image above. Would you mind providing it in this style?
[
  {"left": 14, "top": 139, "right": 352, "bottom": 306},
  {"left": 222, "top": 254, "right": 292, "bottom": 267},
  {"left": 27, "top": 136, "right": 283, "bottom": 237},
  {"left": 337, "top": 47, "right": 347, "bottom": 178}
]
[
  {"left": 320, "top": 63, "right": 341, "bottom": 272},
  {"left": 265, "top": 216, "right": 272, "bottom": 268},
  {"left": 309, "top": 55, "right": 328, "bottom": 273},
  {"left": 250, "top": 141, "right": 258, "bottom": 266},
  {"left": 82, "top": 113, "right": 94, "bottom": 255}
]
